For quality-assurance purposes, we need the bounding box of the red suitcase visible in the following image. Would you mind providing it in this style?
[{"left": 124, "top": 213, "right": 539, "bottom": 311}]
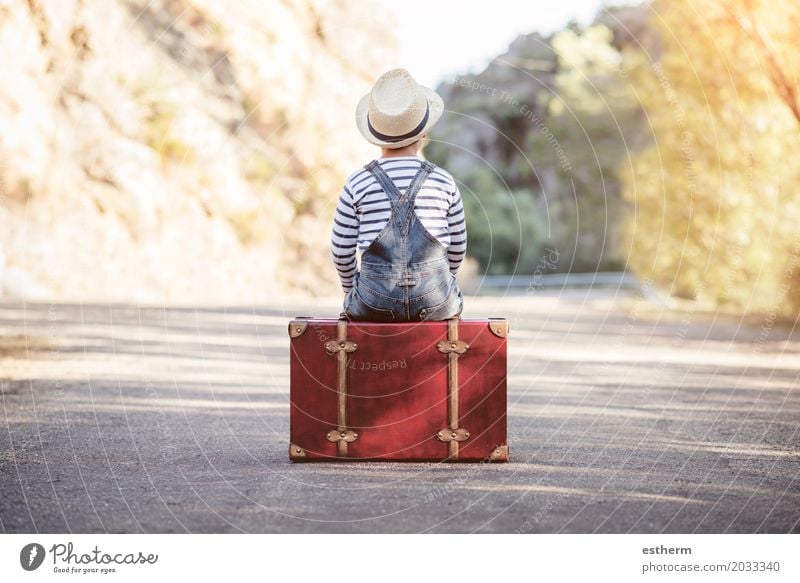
[{"left": 288, "top": 316, "right": 508, "bottom": 462}]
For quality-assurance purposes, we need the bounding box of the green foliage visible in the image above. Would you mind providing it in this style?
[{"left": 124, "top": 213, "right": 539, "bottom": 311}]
[
  {"left": 428, "top": 16, "right": 642, "bottom": 275},
  {"left": 458, "top": 167, "right": 545, "bottom": 275},
  {"left": 621, "top": 0, "right": 800, "bottom": 315}
]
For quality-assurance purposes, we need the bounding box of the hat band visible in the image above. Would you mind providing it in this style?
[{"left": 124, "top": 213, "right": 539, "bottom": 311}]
[{"left": 367, "top": 102, "right": 430, "bottom": 143}]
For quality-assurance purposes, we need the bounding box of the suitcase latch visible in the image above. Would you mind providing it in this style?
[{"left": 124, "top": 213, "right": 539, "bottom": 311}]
[
  {"left": 326, "top": 429, "right": 358, "bottom": 443},
  {"left": 324, "top": 339, "right": 358, "bottom": 353},
  {"left": 436, "top": 339, "right": 469, "bottom": 354},
  {"left": 435, "top": 428, "right": 470, "bottom": 442}
]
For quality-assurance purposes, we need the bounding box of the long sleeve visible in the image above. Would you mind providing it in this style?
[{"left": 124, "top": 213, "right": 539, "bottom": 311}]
[
  {"left": 330, "top": 185, "right": 359, "bottom": 291},
  {"left": 446, "top": 185, "right": 467, "bottom": 273}
]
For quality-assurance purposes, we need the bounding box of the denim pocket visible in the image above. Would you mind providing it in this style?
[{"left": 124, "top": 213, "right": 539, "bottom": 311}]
[
  {"left": 418, "top": 292, "right": 461, "bottom": 321},
  {"left": 345, "top": 286, "right": 396, "bottom": 322}
]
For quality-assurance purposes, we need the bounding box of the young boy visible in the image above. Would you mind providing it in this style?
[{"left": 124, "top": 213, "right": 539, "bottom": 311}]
[{"left": 330, "top": 68, "right": 466, "bottom": 322}]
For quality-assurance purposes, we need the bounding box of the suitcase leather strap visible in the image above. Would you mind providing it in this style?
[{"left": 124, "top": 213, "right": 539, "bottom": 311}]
[
  {"left": 323, "top": 318, "right": 358, "bottom": 457},
  {"left": 435, "top": 318, "right": 470, "bottom": 459}
]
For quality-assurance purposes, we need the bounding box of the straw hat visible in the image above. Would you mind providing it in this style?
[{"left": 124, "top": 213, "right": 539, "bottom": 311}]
[{"left": 355, "top": 68, "right": 444, "bottom": 149}]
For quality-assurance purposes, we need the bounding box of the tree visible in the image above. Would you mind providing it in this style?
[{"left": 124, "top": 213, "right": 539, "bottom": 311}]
[{"left": 621, "top": 0, "right": 800, "bottom": 315}]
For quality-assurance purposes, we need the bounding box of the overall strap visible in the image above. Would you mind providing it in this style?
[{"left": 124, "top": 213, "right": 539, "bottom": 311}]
[
  {"left": 364, "top": 160, "right": 435, "bottom": 234},
  {"left": 364, "top": 160, "right": 403, "bottom": 213},
  {"left": 403, "top": 160, "right": 435, "bottom": 210}
]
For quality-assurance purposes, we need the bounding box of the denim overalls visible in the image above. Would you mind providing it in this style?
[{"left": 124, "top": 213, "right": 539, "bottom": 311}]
[{"left": 342, "top": 159, "right": 463, "bottom": 322}]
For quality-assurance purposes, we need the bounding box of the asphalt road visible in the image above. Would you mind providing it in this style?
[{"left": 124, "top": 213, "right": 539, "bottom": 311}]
[{"left": 1, "top": 291, "right": 798, "bottom": 533}]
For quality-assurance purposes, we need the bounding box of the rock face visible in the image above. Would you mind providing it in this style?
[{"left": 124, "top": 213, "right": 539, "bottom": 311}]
[{"left": 0, "top": 0, "right": 397, "bottom": 302}]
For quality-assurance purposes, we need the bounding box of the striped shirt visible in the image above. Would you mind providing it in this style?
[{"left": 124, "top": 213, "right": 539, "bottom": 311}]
[{"left": 330, "top": 156, "right": 467, "bottom": 291}]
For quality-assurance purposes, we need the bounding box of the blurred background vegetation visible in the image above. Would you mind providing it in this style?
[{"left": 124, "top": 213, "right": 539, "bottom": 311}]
[
  {"left": 426, "top": 11, "right": 646, "bottom": 275},
  {"left": 427, "top": 0, "right": 800, "bottom": 316},
  {"left": 0, "top": 0, "right": 798, "bottom": 316}
]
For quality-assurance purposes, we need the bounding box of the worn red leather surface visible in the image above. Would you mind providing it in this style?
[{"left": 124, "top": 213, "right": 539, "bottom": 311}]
[{"left": 289, "top": 318, "right": 507, "bottom": 462}]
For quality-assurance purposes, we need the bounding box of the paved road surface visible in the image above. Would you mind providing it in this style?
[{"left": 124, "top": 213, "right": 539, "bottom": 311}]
[{"left": 1, "top": 291, "right": 798, "bottom": 533}]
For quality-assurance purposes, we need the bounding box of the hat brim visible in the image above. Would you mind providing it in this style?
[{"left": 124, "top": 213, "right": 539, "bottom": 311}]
[{"left": 355, "top": 86, "right": 444, "bottom": 149}]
